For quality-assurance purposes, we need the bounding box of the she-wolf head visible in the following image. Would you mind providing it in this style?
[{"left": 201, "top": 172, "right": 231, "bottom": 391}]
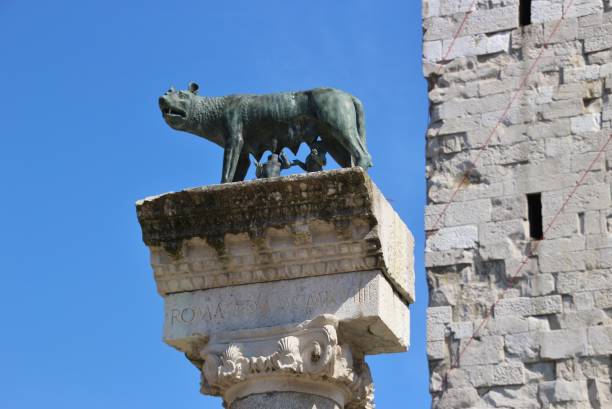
[{"left": 158, "top": 82, "right": 200, "bottom": 130}]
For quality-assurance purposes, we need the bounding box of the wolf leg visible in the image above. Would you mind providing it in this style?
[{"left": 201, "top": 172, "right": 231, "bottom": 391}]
[
  {"left": 320, "top": 138, "right": 351, "bottom": 168},
  {"left": 232, "top": 151, "right": 251, "bottom": 182},
  {"left": 222, "top": 137, "right": 243, "bottom": 183},
  {"left": 221, "top": 110, "right": 246, "bottom": 183},
  {"left": 221, "top": 119, "right": 244, "bottom": 183},
  {"left": 339, "top": 128, "right": 372, "bottom": 170}
]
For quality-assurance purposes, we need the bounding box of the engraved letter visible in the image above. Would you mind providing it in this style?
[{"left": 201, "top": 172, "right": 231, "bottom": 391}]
[{"left": 180, "top": 307, "right": 196, "bottom": 323}]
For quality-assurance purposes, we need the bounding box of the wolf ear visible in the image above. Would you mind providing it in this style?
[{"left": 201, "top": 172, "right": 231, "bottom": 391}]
[{"left": 188, "top": 82, "right": 199, "bottom": 94}]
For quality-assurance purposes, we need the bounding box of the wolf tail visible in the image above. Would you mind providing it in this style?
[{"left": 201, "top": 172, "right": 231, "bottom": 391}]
[
  {"left": 352, "top": 96, "right": 373, "bottom": 168},
  {"left": 352, "top": 96, "right": 366, "bottom": 145}
]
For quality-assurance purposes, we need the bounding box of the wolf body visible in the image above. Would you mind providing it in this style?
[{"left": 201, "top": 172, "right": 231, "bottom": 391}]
[{"left": 159, "top": 83, "right": 372, "bottom": 183}]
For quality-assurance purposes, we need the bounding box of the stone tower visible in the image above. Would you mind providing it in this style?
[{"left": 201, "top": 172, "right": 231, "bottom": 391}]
[{"left": 423, "top": 1, "right": 612, "bottom": 408}]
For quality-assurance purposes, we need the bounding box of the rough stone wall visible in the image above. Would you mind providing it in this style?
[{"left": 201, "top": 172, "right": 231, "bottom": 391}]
[{"left": 423, "top": 0, "right": 612, "bottom": 408}]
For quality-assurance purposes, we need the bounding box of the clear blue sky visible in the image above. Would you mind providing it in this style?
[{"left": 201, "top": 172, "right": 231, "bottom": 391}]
[{"left": 0, "top": 1, "right": 427, "bottom": 407}]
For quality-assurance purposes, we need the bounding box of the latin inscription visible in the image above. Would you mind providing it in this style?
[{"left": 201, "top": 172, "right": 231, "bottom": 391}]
[{"left": 167, "top": 279, "right": 375, "bottom": 326}]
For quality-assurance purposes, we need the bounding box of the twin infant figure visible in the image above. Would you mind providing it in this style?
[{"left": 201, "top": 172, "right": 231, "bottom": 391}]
[{"left": 255, "top": 141, "right": 327, "bottom": 179}]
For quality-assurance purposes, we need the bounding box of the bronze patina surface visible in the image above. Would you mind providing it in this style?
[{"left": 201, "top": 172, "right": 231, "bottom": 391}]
[{"left": 158, "top": 83, "right": 372, "bottom": 183}]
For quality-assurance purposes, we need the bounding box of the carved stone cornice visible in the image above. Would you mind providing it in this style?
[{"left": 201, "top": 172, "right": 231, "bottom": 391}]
[
  {"left": 136, "top": 168, "right": 414, "bottom": 304},
  {"left": 136, "top": 169, "right": 373, "bottom": 251},
  {"left": 197, "top": 315, "right": 374, "bottom": 409}
]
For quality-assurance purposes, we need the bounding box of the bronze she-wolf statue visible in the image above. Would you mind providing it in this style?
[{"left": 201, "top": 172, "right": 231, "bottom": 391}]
[{"left": 158, "top": 82, "right": 373, "bottom": 183}]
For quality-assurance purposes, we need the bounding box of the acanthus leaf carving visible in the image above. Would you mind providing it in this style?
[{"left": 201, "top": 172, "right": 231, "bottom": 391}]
[
  {"left": 198, "top": 315, "right": 375, "bottom": 409},
  {"left": 272, "top": 336, "right": 302, "bottom": 372},
  {"left": 218, "top": 344, "right": 248, "bottom": 383}
]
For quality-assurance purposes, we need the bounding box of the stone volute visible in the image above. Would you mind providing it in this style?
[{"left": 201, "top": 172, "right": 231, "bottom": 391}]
[{"left": 136, "top": 168, "right": 414, "bottom": 408}]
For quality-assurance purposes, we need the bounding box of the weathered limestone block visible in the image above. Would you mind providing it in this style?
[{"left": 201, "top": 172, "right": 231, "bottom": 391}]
[
  {"left": 432, "top": 387, "right": 483, "bottom": 409},
  {"left": 541, "top": 329, "right": 589, "bottom": 359},
  {"left": 426, "top": 199, "right": 492, "bottom": 228},
  {"left": 593, "top": 288, "right": 612, "bottom": 308},
  {"left": 524, "top": 273, "right": 556, "bottom": 296},
  {"left": 427, "top": 340, "right": 446, "bottom": 361},
  {"left": 426, "top": 225, "right": 478, "bottom": 251},
  {"left": 479, "top": 316, "right": 530, "bottom": 336},
  {"left": 423, "top": 7, "right": 518, "bottom": 41},
  {"left": 463, "top": 362, "right": 525, "bottom": 388},
  {"left": 587, "top": 325, "right": 612, "bottom": 355},
  {"left": 163, "top": 270, "right": 409, "bottom": 356},
  {"left": 505, "top": 332, "right": 542, "bottom": 362},
  {"left": 482, "top": 384, "right": 541, "bottom": 409},
  {"left": 136, "top": 168, "right": 414, "bottom": 304},
  {"left": 553, "top": 310, "right": 609, "bottom": 329},
  {"left": 136, "top": 168, "right": 413, "bottom": 408},
  {"left": 427, "top": 306, "right": 453, "bottom": 325},
  {"left": 533, "top": 0, "right": 564, "bottom": 23},
  {"left": 557, "top": 270, "right": 612, "bottom": 293},
  {"left": 450, "top": 322, "right": 474, "bottom": 341},
  {"left": 458, "top": 335, "right": 505, "bottom": 366},
  {"left": 495, "top": 295, "right": 563, "bottom": 317},
  {"left": 538, "top": 380, "right": 590, "bottom": 406}
]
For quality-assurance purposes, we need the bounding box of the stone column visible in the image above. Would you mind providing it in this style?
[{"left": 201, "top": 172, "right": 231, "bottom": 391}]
[{"left": 136, "top": 168, "right": 414, "bottom": 408}]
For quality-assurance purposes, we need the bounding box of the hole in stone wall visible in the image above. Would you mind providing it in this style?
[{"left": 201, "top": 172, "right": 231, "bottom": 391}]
[
  {"left": 527, "top": 193, "right": 543, "bottom": 240},
  {"left": 476, "top": 259, "right": 507, "bottom": 282},
  {"left": 547, "top": 314, "right": 562, "bottom": 330},
  {"left": 559, "top": 67, "right": 566, "bottom": 85},
  {"left": 583, "top": 97, "right": 602, "bottom": 116},
  {"left": 578, "top": 212, "right": 585, "bottom": 235},
  {"left": 520, "top": 0, "right": 532, "bottom": 26}
]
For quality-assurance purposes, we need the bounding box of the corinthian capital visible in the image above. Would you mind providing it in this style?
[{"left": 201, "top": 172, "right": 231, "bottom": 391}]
[{"left": 198, "top": 315, "right": 374, "bottom": 409}]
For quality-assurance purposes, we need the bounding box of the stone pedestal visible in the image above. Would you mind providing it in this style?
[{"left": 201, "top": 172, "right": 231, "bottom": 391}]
[{"left": 136, "top": 168, "right": 414, "bottom": 408}]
